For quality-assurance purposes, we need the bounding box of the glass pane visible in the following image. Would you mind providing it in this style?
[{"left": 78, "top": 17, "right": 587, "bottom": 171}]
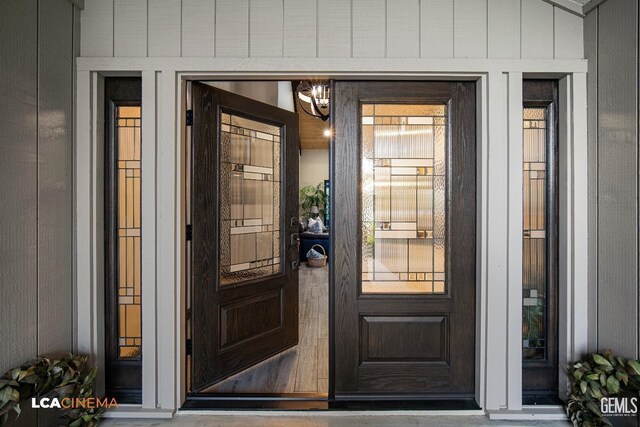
[
  {"left": 115, "top": 105, "right": 142, "bottom": 359},
  {"left": 361, "top": 104, "right": 447, "bottom": 294},
  {"left": 522, "top": 107, "right": 548, "bottom": 361},
  {"left": 220, "top": 113, "right": 282, "bottom": 285}
]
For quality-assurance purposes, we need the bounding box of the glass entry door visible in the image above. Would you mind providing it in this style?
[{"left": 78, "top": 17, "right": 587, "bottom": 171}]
[
  {"left": 332, "top": 81, "right": 476, "bottom": 398},
  {"left": 189, "top": 83, "right": 300, "bottom": 392}
]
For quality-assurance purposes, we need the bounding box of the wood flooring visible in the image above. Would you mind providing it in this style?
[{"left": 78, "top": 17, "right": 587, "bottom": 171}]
[{"left": 203, "top": 264, "right": 328, "bottom": 394}]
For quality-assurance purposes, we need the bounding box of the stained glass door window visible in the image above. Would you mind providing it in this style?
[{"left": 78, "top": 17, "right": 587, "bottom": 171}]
[
  {"left": 219, "top": 113, "right": 282, "bottom": 285},
  {"left": 361, "top": 104, "right": 447, "bottom": 294},
  {"left": 522, "top": 107, "right": 548, "bottom": 360},
  {"left": 116, "top": 105, "right": 142, "bottom": 359}
]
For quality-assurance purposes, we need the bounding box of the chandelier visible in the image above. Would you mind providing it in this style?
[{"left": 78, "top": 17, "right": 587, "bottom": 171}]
[{"left": 295, "top": 81, "right": 330, "bottom": 122}]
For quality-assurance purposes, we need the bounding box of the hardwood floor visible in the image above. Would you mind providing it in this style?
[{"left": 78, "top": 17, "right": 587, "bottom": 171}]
[{"left": 203, "top": 264, "right": 328, "bottom": 394}]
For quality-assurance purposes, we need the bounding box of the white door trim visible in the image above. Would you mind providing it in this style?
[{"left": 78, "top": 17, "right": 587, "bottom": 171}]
[{"left": 74, "top": 62, "right": 588, "bottom": 416}]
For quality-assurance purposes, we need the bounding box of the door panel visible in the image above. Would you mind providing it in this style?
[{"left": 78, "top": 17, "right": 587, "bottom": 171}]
[
  {"left": 190, "top": 82, "right": 299, "bottom": 392},
  {"left": 332, "top": 81, "right": 476, "bottom": 397}
]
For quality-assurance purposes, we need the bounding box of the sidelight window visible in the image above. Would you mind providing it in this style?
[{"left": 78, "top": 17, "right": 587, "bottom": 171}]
[
  {"left": 105, "top": 77, "right": 143, "bottom": 402},
  {"left": 521, "top": 79, "right": 559, "bottom": 398},
  {"left": 114, "top": 105, "right": 143, "bottom": 359},
  {"left": 522, "top": 107, "right": 549, "bottom": 361}
]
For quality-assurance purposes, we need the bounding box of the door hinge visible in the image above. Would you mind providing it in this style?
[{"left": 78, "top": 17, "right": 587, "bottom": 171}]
[
  {"left": 186, "top": 339, "right": 192, "bottom": 356},
  {"left": 186, "top": 109, "right": 193, "bottom": 126},
  {"left": 186, "top": 224, "right": 193, "bottom": 241}
]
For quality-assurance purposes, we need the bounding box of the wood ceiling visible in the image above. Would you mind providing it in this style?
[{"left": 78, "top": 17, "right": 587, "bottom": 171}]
[{"left": 293, "top": 82, "right": 330, "bottom": 150}]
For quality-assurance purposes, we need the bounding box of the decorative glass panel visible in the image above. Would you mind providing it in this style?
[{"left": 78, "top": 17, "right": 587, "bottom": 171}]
[
  {"left": 116, "top": 105, "right": 142, "bottom": 359},
  {"left": 361, "top": 104, "right": 447, "bottom": 294},
  {"left": 522, "top": 107, "right": 548, "bottom": 360},
  {"left": 220, "top": 113, "right": 282, "bottom": 285}
]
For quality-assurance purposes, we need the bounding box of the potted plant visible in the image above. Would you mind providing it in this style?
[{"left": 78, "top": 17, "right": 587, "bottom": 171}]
[
  {"left": 566, "top": 351, "right": 640, "bottom": 427},
  {"left": 0, "top": 354, "right": 104, "bottom": 426},
  {"left": 299, "top": 182, "right": 327, "bottom": 220}
]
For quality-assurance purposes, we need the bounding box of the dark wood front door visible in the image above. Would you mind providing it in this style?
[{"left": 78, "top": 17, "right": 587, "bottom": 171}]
[
  {"left": 332, "top": 81, "right": 476, "bottom": 398},
  {"left": 190, "top": 83, "right": 300, "bottom": 392}
]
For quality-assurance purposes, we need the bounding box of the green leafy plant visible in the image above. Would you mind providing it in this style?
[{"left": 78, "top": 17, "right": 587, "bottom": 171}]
[
  {"left": 0, "top": 354, "right": 104, "bottom": 426},
  {"left": 567, "top": 351, "right": 640, "bottom": 427},
  {"left": 299, "top": 182, "right": 327, "bottom": 219}
]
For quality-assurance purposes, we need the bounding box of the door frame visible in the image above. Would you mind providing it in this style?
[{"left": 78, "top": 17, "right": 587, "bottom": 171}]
[{"left": 74, "top": 63, "right": 589, "bottom": 415}]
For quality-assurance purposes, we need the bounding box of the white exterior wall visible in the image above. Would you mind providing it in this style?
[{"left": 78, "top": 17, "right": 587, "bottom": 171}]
[
  {"left": 80, "top": 0, "right": 583, "bottom": 60},
  {"left": 75, "top": 0, "right": 588, "bottom": 419}
]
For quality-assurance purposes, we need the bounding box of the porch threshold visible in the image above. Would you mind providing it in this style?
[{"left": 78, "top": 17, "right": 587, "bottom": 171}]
[
  {"left": 487, "top": 405, "right": 567, "bottom": 421},
  {"left": 181, "top": 395, "right": 481, "bottom": 412},
  {"left": 177, "top": 409, "right": 486, "bottom": 417},
  {"left": 102, "top": 405, "right": 175, "bottom": 419}
]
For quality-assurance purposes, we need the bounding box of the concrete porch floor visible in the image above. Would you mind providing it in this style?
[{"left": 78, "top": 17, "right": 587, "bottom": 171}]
[{"left": 101, "top": 414, "right": 570, "bottom": 426}]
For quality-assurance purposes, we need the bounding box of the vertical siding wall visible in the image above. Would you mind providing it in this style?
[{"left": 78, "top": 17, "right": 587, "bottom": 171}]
[
  {"left": 584, "top": 0, "right": 639, "bottom": 360},
  {"left": 80, "top": 0, "right": 583, "bottom": 60},
  {"left": 0, "top": 0, "right": 79, "bottom": 424}
]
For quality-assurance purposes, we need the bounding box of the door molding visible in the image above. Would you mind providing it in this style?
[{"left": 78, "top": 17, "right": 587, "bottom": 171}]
[{"left": 74, "top": 69, "right": 588, "bottom": 416}]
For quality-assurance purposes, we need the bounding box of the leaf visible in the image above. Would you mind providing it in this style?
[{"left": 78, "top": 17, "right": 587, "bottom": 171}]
[
  {"left": 0, "top": 386, "right": 14, "bottom": 404},
  {"left": 9, "top": 369, "right": 20, "bottom": 381},
  {"left": 615, "top": 370, "right": 629, "bottom": 386},
  {"left": 627, "top": 359, "right": 640, "bottom": 375},
  {"left": 593, "top": 353, "right": 613, "bottom": 369},
  {"left": 585, "top": 373, "right": 599, "bottom": 381},
  {"left": 21, "top": 375, "right": 40, "bottom": 384},
  {"left": 589, "top": 382, "right": 603, "bottom": 399},
  {"left": 606, "top": 375, "right": 620, "bottom": 394},
  {"left": 580, "top": 381, "right": 588, "bottom": 394},
  {"left": 13, "top": 403, "right": 20, "bottom": 416},
  {"left": 573, "top": 369, "right": 583, "bottom": 380},
  {"left": 599, "top": 373, "right": 607, "bottom": 387},
  {"left": 585, "top": 399, "right": 603, "bottom": 417},
  {"left": 0, "top": 386, "right": 20, "bottom": 404}
]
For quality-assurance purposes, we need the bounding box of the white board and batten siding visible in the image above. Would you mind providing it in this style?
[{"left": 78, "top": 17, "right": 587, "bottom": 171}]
[
  {"left": 75, "top": 0, "right": 589, "bottom": 418},
  {"left": 81, "top": 0, "right": 584, "bottom": 60}
]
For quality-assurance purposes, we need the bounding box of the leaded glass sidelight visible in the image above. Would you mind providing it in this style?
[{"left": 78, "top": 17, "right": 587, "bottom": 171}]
[
  {"left": 361, "top": 104, "right": 447, "bottom": 294},
  {"left": 219, "top": 113, "right": 282, "bottom": 285},
  {"left": 116, "top": 105, "right": 142, "bottom": 359},
  {"left": 522, "top": 107, "right": 548, "bottom": 360}
]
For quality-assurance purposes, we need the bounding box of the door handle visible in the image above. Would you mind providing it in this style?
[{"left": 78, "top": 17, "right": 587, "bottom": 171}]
[{"left": 290, "top": 232, "right": 300, "bottom": 271}]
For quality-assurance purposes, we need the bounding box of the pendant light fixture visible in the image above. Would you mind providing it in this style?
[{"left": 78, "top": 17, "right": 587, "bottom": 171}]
[{"left": 295, "top": 81, "right": 330, "bottom": 122}]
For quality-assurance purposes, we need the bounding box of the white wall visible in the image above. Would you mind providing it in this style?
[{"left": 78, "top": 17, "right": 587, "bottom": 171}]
[
  {"left": 1, "top": 0, "right": 79, "bottom": 425},
  {"left": 584, "top": 0, "right": 639, "bottom": 359},
  {"left": 80, "top": 0, "right": 584, "bottom": 61},
  {"left": 299, "top": 149, "right": 329, "bottom": 190}
]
